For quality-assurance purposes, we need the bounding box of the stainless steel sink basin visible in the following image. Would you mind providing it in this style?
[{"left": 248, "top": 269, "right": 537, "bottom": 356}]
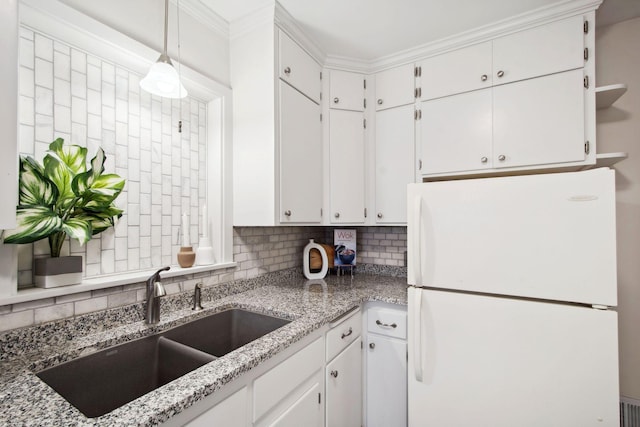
[{"left": 36, "top": 308, "right": 291, "bottom": 418}]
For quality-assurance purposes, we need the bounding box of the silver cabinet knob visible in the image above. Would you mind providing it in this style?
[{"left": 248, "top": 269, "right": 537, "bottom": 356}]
[
  {"left": 377, "top": 213, "right": 383, "bottom": 219},
  {"left": 481, "top": 74, "right": 488, "bottom": 81},
  {"left": 284, "top": 210, "right": 292, "bottom": 216},
  {"left": 334, "top": 212, "right": 340, "bottom": 218},
  {"left": 497, "top": 70, "right": 504, "bottom": 78},
  {"left": 333, "top": 97, "right": 339, "bottom": 103},
  {"left": 369, "top": 342, "right": 375, "bottom": 349},
  {"left": 481, "top": 157, "right": 488, "bottom": 163},
  {"left": 284, "top": 66, "right": 291, "bottom": 75},
  {"left": 330, "top": 370, "right": 339, "bottom": 378},
  {"left": 377, "top": 99, "right": 383, "bottom": 105},
  {"left": 498, "top": 154, "right": 506, "bottom": 161}
]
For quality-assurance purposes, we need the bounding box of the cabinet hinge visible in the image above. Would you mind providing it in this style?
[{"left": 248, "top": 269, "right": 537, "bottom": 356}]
[
  {"left": 414, "top": 109, "right": 422, "bottom": 120},
  {"left": 364, "top": 208, "right": 367, "bottom": 218},
  {"left": 363, "top": 118, "right": 367, "bottom": 129},
  {"left": 584, "top": 20, "right": 589, "bottom": 34},
  {"left": 585, "top": 140, "right": 590, "bottom": 155},
  {"left": 320, "top": 113, "right": 323, "bottom": 122},
  {"left": 318, "top": 392, "right": 321, "bottom": 404},
  {"left": 414, "top": 65, "right": 422, "bottom": 77},
  {"left": 320, "top": 71, "right": 323, "bottom": 80},
  {"left": 418, "top": 159, "right": 423, "bottom": 170},
  {"left": 320, "top": 208, "right": 323, "bottom": 217},
  {"left": 419, "top": 66, "right": 422, "bottom": 77},
  {"left": 584, "top": 47, "right": 589, "bottom": 61},
  {"left": 583, "top": 75, "right": 589, "bottom": 88},
  {"left": 364, "top": 98, "right": 366, "bottom": 109},
  {"left": 363, "top": 79, "right": 367, "bottom": 89},
  {"left": 320, "top": 92, "right": 322, "bottom": 101}
]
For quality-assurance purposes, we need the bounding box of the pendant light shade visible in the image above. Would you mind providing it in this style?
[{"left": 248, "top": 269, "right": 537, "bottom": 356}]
[{"left": 140, "top": 0, "right": 188, "bottom": 99}]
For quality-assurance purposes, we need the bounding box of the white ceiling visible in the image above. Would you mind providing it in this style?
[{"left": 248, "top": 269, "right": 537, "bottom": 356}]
[{"left": 201, "top": 0, "right": 640, "bottom": 60}]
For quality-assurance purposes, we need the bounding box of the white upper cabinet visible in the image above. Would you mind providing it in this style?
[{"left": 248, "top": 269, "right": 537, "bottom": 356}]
[
  {"left": 375, "top": 63, "right": 415, "bottom": 111},
  {"left": 279, "top": 81, "right": 323, "bottom": 223},
  {"left": 375, "top": 104, "right": 415, "bottom": 223},
  {"left": 279, "top": 30, "right": 322, "bottom": 103},
  {"left": 421, "top": 42, "right": 493, "bottom": 101},
  {"left": 232, "top": 24, "right": 322, "bottom": 226},
  {"left": 420, "top": 15, "right": 585, "bottom": 100},
  {"left": 329, "top": 109, "right": 366, "bottom": 224},
  {"left": 421, "top": 89, "right": 493, "bottom": 174},
  {"left": 492, "top": 69, "right": 585, "bottom": 168},
  {"left": 329, "top": 70, "right": 365, "bottom": 112},
  {"left": 492, "top": 15, "right": 585, "bottom": 85}
]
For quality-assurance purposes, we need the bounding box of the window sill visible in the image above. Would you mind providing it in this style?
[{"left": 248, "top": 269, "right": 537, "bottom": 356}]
[{"left": 0, "top": 262, "right": 237, "bottom": 306}]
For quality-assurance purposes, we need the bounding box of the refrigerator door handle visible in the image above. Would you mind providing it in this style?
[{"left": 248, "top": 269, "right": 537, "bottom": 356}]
[
  {"left": 413, "top": 287, "right": 424, "bottom": 382},
  {"left": 412, "top": 196, "right": 423, "bottom": 284}
]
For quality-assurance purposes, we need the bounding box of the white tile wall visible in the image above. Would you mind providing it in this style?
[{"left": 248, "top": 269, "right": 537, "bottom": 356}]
[{"left": 16, "top": 27, "right": 207, "bottom": 287}]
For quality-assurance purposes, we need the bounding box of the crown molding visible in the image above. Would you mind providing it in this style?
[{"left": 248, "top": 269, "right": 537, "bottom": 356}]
[
  {"left": 229, "top": 1, "right": 275, "bottom": 40},
  {"left": 273, "top": 2, "right": 325, "bottom": 65},
  {"left": 172, "top": 0, "right": 229, "bottom": 38},
  {"left": 325, "top": 0, "right": 602, "bottom": 74}
]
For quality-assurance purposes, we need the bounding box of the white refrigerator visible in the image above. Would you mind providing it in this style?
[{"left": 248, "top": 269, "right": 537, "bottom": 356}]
[{"left": 407, "top": 168, "right": 619, "bottom": 427}]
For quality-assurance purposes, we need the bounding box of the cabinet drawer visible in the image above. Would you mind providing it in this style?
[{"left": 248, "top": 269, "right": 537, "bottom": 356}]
[
  {"left": 278, "top": 29, "right": 321, "bottom": 104},
  {"left": 254, "top": 336, "right": 324, "bottom": 422},
  {"left": 326, "top": 309, "right": 361, "bottom": 362},
  {"left": 367, "top": 306, "right": 407, "bottom": 339}
]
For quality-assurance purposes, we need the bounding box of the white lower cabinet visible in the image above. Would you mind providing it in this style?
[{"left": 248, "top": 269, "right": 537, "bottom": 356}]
[
  {"left": 326, "top": 338, "right": 362, "bottom": 427},
  {"left": 364, "top": 303, "right": 408, "bottom": 427},
  {"left": 266, "top": 372, "right": 323, "bottom": 427},
  {"left": 184, "top": 387, "right": 248, "bottom": 427}
]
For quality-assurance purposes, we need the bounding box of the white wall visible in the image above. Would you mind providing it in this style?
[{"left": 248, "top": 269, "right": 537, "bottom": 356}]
[
  {"left": 595, "top": 16, "right": 640, "bottom": 400},
  {"left": 57, "top": 0, "right": 231, "bottom": 87}
]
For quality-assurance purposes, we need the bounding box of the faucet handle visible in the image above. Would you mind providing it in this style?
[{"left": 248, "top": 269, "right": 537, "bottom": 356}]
[
  {"left": 149, "top": 266, "right": 170, "bottom": 282},
  {"left": 192, "top": 282, "right": 204, "bottom": 311}
]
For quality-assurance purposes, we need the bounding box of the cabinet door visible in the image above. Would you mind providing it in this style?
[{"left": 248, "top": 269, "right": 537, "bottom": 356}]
[
  {"left": 185, "top": 387, "right": 248, "bottom": 427},
  {"left": 329, "top": 70, "right": 365, "bottom": 112},
  {"left": 375, "top": 63, "right": 415, "bottom": 111},
  {"left": 329, "top": 109, "right": 365, "bottom": 224},
  {"left": 420, "top": 42, "right": 492, "bottom": 100},
  {"left": 493, "top": 15, "right": 584, "bottom": 85},
  {"left": 493, "top": 69, "right": 585, "bottom": 169},
  {"left": 420, "top": 88, "right": 493, "bottom": 175},
  {"left": 375, "top": 104, "right": 415, "bottom": 224},
  {"left": 326, "top": 337, "right": 362, "bottom": 427},
  {"left": 278, "top": 29, "right": 321, "bottom": 103},
  {"left": 366, "top": 335, "right": 407, "bottom": 427},
  {"left": 269, "top": 380, "right": 322, "bottom": 427},
  {"left": 279, "top": 81, "right": 322, "bottom": 223}
]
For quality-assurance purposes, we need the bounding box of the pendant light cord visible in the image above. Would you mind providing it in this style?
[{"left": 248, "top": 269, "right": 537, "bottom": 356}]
[
  {"left": 177, "top": 0, "right": 184, "bottom": 132},
  {"left": 163, "top": 0, "right": 169, "bottom": 56}
]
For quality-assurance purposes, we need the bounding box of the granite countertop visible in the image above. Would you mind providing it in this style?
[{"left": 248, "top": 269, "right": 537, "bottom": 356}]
[{"left": 0, "top": 273, "right": 407, "bottom": 426}]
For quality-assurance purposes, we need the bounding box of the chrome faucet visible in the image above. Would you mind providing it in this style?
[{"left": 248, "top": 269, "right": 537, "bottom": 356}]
[
  {"left": 146, "top": 266, "right": 169, "bottom": 324},
  {"left": 192, "top": 282, "right": 204, "bottom": 311}
]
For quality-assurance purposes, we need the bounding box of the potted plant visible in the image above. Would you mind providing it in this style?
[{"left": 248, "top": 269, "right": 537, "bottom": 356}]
[{"left": 3, "top": 138, "right": 125, "bottom": 288}]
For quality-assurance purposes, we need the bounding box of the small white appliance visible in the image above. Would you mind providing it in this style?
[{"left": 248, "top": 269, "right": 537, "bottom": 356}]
[{"left": 407, "top": 168, "right": 619, "bottom": 426}]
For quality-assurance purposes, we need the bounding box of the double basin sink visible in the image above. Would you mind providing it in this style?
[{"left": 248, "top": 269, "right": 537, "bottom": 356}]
[{"left": 36, "top": 308, "right": 291, "bottom": 418}]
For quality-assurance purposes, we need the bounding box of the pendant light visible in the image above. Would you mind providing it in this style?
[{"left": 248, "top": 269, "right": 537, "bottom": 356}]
[{"left": 140, "top": 0, "right": 188, "bottom": 98}]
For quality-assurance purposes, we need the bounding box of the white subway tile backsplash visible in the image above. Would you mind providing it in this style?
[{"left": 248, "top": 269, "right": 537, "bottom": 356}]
[
  {"left": 54, "top": 78, "right": 71, "bottom": 107},
  {"left": 34, "top": 86, "right": 53, "bottom": 116},
  {"left": 19, "top": 95, "right": 34, "bottom": 126},
  {"left": 101, "top": 62, "right": 115, "bottom": 85},
  {"left": 101, "top": 249, "right": 115, "bottom": 274},
  {"left": 54, "top": 105, "right": 71, "bottom": 133},
  {"left": 70, "top": 49, "right": 86, "bottom": 72},
  {"left": 19, "top": 67, "right": 34, "bottom": 97},
  {"left": 53, "top": 51, "right": 70, "bottom": 81},
  {"left": 0, "top": 310, "right": 34, "bottom": 333},
  {"left": 71, "top": 71, "right": 87, "bottom": 99},
  {"left": 87, "top": 114, "right": 101, "bottom": 139},
  {"left": 34, "top": 58, "right": 53, "bottom": 89},
  {"left": 20, "top": 38, "right": 34, "bottom": 68},
  {"left": 87, "top": 63, "right": 101, "bottom": 90},
  {"left": 34, "top": 302, "right": 74, "bottom": 324},
  {"left": 34, "top": 33, "right": 53, "bottom": 61},
  {"left": 71, "top": 96, "right": 87, "bottom": 124},
  {"left": 87, "top": 89, "right": 101, "bottom": 115},
  {"left": 74, "top": 296, "right": 108, "bottom": 316},
  {"left": 34, "top": 114, "right": 53, "bottom": 143}
]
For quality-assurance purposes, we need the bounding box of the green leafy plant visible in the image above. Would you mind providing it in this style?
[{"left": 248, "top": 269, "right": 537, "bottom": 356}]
[{"left": 3, "top": 138, "right": 125, "bottom": 257}]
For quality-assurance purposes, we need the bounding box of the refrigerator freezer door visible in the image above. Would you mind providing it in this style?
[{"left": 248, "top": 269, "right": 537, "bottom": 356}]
[
  {"left": 408, "top": 287, "right": 619, "bottom": 427},
  {"left": 407, "top": 168, "right": 617, "bottom": 306}
]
